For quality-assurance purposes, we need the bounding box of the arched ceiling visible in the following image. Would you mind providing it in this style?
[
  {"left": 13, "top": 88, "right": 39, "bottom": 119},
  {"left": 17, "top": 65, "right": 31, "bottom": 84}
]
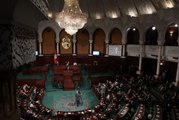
[
  {"left": 46, "top": 0, "right": 179, "bottom": 26},
  {"left": 0, "top": 0, "right": 178, "bottom": 29}
]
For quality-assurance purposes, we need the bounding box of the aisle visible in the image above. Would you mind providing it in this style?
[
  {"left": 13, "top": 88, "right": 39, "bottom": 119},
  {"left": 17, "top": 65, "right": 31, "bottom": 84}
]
[
  {"left": 79, "top": 65, "right": 91, "bottom": 90},
  {"left": 45, "top": 65, "right": 59, "bottom": 91}
]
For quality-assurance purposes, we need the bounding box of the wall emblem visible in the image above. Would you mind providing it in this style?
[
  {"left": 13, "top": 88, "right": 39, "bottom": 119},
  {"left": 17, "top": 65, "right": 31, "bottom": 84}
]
[{"left": 61, "top": 36, "right": 71, "bottom": 49}]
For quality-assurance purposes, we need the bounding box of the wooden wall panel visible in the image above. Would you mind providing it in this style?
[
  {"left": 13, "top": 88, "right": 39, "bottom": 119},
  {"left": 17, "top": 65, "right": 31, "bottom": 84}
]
[
  {"left": 76, "top": 29, "right": 89, "bottom": 55},
  {"left": 111, "top": 28, "right": 122, "bottom": 45},
  {"left": 42, "top": 27, "right": 55, "bottom": 55},
  {"left": 93, "top": 29, "right": 105, "bottom": 55}
]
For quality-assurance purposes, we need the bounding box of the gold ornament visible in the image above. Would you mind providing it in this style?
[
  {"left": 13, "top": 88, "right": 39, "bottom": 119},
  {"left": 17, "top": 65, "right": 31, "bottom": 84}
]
[{"left": 61, "top": 36, "right": 71, "bottom": 49}]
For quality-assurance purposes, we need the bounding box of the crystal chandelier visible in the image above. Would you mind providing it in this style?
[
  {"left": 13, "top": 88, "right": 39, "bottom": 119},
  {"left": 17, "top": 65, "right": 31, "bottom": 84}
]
[{"left": 55, "top": 0, "right": 87, "bottom": 35}]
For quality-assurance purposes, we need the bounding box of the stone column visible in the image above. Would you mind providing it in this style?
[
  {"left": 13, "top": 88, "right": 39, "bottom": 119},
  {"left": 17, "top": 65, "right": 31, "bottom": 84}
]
[
  {"left": 137, "top": 29, "right": 145, "bottom": 75},
  {"left": 155, "top": 45, "right": 162, "bottom": 78},
  {"left": 56, "top": 33, "right": 60, "bottom": 56},
  {"left": 38, "top": 42, "right": 43, "bottom": 56},
  {"left": 121, "top": 44, "right": 126, "bottom": 58},
  {"left": 105, "top": 40, "right": 109, "bottom": 57},
  {"left": 0, "top": 70, "right": 20, "bottom": 120},
  {"left": 177, "top": 32, "right": 179, "bottom": 46},
  {"left": 72, "top": 35, "right": 77, "bottom": 56},
  {"left": 89, "top": 40, "right": 93, "bottom": 56},
  {"left": 56, "top": 42, "right": 60, "bottom": 56},
  {"left": 175, "top": 60, "right": 179, "bottom": 86},
  {"left": 121, "top": 29, "right": 127, "bottom": 58},
  {"left": 137, "top": 45, "right": 144, "bottom": 75}
]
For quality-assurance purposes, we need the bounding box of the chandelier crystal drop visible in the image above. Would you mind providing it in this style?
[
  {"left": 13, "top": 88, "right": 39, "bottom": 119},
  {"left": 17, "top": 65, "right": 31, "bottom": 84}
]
[{"left": 55, "top": 0, "right": 87, "bottom": 35}]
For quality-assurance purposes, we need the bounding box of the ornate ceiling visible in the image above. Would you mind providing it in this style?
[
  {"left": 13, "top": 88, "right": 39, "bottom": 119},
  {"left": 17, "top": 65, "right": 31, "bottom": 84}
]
[
  {"left": 45, "top": 0, "right": 179, "bottom": 27},
  {"left": 1, "top": 0, "right": 178, "bottom": 29}
]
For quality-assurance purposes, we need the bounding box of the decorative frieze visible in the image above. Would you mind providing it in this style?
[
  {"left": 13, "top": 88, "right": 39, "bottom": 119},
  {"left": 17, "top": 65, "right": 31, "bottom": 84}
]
[
  {"left": 0, "top": 24, "right": 36, "bottom": 70},
  {"left": 10, "top": 25, "right": 36, "bottom": 39},
  {"left": 11, "top": 25, "right": 36, "bottom": 69},
  {"left": 30, "top": 0, "right": 48, "bottom": 18}
]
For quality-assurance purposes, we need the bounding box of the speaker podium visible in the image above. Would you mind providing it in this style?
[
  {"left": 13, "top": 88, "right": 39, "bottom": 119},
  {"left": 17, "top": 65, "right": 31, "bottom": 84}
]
[{"left": 63, "top": 70, "right": 75, "bottom": 90}]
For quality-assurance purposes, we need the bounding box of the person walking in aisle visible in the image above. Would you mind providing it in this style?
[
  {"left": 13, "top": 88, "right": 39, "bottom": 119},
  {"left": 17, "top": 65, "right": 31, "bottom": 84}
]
[{"left": 75, "top": 90, "right": 83, "bottom": 107}]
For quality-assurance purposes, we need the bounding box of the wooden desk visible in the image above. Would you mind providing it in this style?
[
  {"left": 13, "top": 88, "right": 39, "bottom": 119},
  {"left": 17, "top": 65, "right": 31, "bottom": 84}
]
[
  {"left": 53, "top": 65, "right": 67, "bottom": 75},
  {"left": 132, "top": 104, "right": 145, "bottom": 120},
  {"left": 118, "top": 104, "right": 129, "bottom": 118},
  {"left": 152, "top": 104, "right": 162, "bottom": 120},
  {"left": 63, "top": 70, "right": 75, "bottom": 90},
  {"left": 53, "top": 65, "right": 82, "bottom": 90}
]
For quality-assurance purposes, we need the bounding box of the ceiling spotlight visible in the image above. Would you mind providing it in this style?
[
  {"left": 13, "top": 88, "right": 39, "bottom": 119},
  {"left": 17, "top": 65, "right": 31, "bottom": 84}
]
[
  {"left": 48, "top": 12, "right": 53, "bottom": 18},
  {"left": 152, "top": 26, "right": 156, "bottom": 30}
]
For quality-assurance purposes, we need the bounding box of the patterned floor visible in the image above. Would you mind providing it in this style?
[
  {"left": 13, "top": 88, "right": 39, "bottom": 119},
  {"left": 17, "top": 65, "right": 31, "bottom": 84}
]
[{"left": 42, "top": 90, "right": 98, "bottom": 112}]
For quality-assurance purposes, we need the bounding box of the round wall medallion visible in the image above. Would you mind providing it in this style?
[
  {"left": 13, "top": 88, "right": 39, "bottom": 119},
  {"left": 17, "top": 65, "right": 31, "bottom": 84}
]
[{"left": 61, "top": 36, "right": 71, "bottom": 49}]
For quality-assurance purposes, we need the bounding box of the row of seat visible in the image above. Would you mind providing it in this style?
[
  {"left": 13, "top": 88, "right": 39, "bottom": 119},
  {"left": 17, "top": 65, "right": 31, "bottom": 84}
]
[
  {"left": 23, "top": 65, "right": 48, "bottom": 74},
  {"left": 16, "top": 78, "right": 46, "bottom": 89},
  {"left": 87, "top": 75, "right": 165, "bottom": 120}
]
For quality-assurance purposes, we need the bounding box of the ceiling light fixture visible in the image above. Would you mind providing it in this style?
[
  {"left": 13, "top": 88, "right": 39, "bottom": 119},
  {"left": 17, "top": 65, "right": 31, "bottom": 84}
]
[
  {"left": 55, "top": 0, "right": 87, "bottom": 35},
  {"left": 152, "top": 26, "right": 156, "bottom": 30}
]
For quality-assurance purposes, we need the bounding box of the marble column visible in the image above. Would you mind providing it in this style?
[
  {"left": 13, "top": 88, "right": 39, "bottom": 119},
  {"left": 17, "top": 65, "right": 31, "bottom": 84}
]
[
  {"left": 38, "top": 42, "right": 43, "bottom": 56},
  {"left": 155, "top": 45, "right": 162, "bottom": 78},
  {"left": 0, "top": 70, "right": 20, "bottom": 120},
  {"left": 121, "top": 44, "right": 126, "bottom": 58},
  {"left": 175, "top": 60, "right": 179, "bottom": 86},
  {"left": 56, "top": 42, "right": 60, "bottom": 56},
  {"left": 56, "top": 33, "right": 60, "bottom": 56},
  {"left": 72, "top": 37, "right": 77, "bottom": 56},
  {"left": 121, "top": 29, "right": 127, "bottom": 58},
  {"left": 105, "top": 40, "right": 109, "bottom": 57},
  {"left": 89, "top": 40, "right": 93, "bottom": 56},
  {"left": 137, "top": 45, "right": 144, "bottom": 75}
]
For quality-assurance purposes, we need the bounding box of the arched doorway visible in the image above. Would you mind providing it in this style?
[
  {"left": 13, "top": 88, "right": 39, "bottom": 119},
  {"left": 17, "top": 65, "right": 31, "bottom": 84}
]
[
  {"left": 164, "top": 23, "right": 178, "bottom": 46},
  {"left": 145, "top": 26, "right": 158, "bottom": 45},
  {"left": 127, "top": 27, "right": 139, "bottom": 44},
  {"left": 76, "top": 29, "right": 89, "bottom": 55}
]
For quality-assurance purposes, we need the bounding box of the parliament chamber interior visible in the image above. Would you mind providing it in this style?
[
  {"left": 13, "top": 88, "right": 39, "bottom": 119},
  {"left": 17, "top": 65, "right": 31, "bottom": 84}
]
[{"left": 1, "top": 0, "right": 179, "bottom": 120}]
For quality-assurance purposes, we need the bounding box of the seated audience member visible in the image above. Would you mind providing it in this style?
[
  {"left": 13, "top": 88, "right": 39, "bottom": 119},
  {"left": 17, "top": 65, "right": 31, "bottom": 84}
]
[
  {"left": 67, "top": 66, "right": 70, "bottom": 70},
  {"left": 100, "top": 84, "right": 106, "bottom": 98},
  {"left": 160, "top": 70, "right": 167, "bottom": 84},
  {"left": 66, "top": 61, "right": 70, "bottom": 66},
  {"left": 23, "top": 84, "right": 30, "bottom": 92},
  {"left": 147, "top": 113, "right": 152, "bottom": 120},
  {"left": 56, "top": 60, "right": 59, "bottom": 66},
  {"left": 73, "top": 61, "right": 77, "bottom": 65},
  {"left": 105, "top": 93, "right": 112, "bottom": 104}
]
